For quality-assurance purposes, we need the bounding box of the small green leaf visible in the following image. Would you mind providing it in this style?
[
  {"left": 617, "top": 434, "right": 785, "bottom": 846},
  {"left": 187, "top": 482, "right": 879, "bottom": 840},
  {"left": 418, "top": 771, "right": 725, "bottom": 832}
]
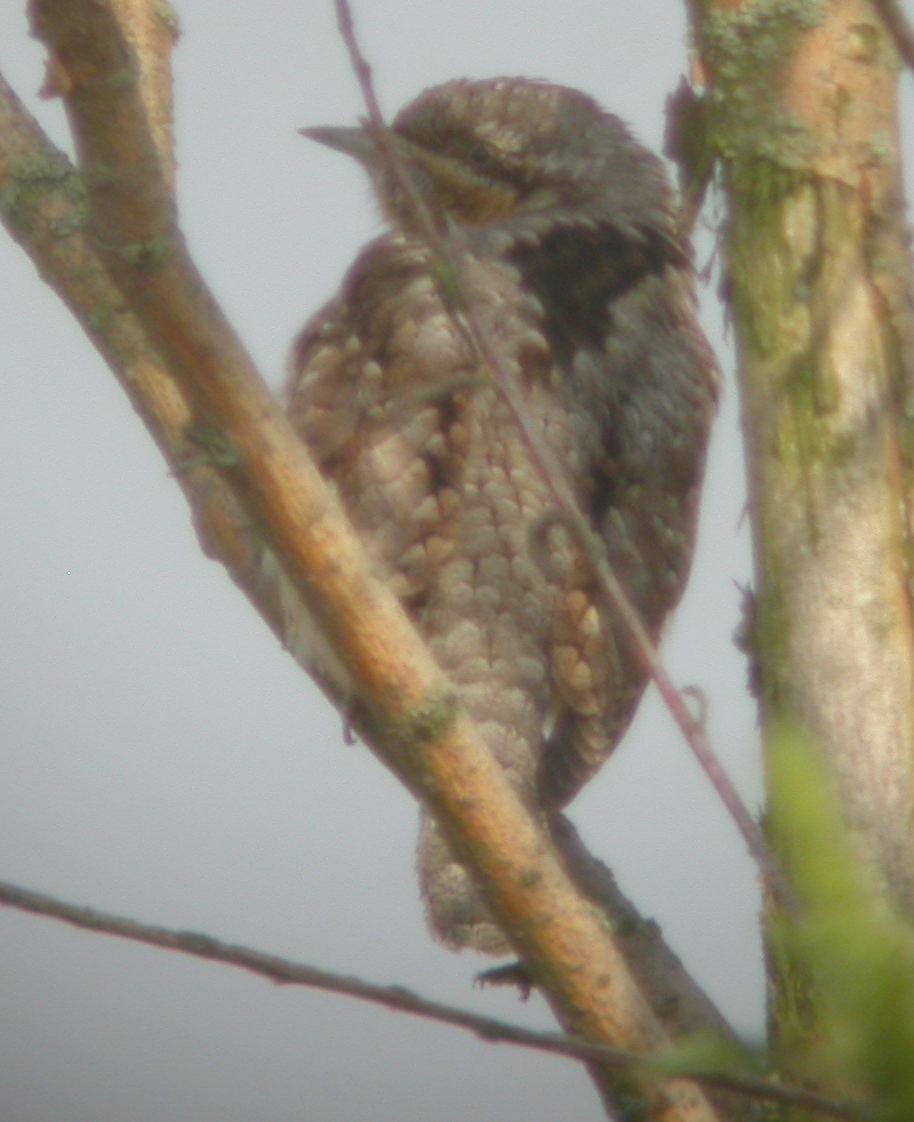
[{"left": 768, "top": 723, "right": 914, "bottom": 1119}]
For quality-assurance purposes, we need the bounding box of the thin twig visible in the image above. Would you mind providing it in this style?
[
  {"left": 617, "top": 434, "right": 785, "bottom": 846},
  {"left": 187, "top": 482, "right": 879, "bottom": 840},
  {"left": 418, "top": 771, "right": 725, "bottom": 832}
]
[
  {"left": 874, "top": 0, "right": 914, "bottom": 70},
  {"left": 333, "top": 0, "right": 793, "bottom": 911},
  {"left": 0, "top": 879, "right": 868, "bottom": 1121}
]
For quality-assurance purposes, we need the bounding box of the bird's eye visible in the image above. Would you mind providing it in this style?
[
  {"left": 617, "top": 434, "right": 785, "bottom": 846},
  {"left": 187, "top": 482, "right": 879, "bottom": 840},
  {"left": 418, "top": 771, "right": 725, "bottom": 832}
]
[
  {"left": 460, "top": 139, "right": 533, "bottom": 192},
  {"left": 466, "top": 141, "right": 496, "bottom": 171},
  {"left": 444, "top": 135, "right": 500, "bottom": 177}
]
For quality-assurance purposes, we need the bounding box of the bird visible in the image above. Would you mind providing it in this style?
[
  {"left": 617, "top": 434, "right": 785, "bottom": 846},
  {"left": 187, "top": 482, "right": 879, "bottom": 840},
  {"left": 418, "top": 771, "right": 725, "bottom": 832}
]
[{"left": 285, "top": 77, "right": 718, "bottom": 955}]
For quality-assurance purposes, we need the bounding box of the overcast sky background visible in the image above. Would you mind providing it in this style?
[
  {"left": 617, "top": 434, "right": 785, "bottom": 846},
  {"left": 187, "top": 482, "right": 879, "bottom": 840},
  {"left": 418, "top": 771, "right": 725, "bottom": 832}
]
[{"left": 2, "top": 3, "right": 911, "bottom": 1120}]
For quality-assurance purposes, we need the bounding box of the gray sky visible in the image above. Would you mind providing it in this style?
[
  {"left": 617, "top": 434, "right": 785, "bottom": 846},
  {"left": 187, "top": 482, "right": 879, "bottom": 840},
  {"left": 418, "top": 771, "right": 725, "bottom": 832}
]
[{"left": 6, "top": 3, "right": 905, "bottom": 1119}]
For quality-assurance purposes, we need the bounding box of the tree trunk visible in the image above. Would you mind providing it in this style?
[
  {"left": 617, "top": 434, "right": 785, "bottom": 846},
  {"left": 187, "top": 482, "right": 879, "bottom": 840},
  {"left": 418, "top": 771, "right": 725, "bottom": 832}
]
[{"left": 690, "top": 0, "right": 914, "bottom": 1099}]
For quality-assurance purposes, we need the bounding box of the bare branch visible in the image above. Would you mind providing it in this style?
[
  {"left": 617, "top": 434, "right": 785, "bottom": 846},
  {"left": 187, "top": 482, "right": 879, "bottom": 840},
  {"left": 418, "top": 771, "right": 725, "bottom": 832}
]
[
  {"left": 0, "top": 879, "right": 868, "bottom": 1122},
  {"left": 0, "top": 70, "right": 286, "bottom": 641},
  {"left": 873, "top": 0, "right": 914, "bottom": 70},
  {"left": 10, "top": 4, "right": 733, "bottom": 1117}
]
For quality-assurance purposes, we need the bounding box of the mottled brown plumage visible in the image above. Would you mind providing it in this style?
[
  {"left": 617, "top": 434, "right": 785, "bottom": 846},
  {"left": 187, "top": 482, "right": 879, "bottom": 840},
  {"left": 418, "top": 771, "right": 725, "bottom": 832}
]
[{"left": 286, "top": 78, "right": 717, "bottom": 953}]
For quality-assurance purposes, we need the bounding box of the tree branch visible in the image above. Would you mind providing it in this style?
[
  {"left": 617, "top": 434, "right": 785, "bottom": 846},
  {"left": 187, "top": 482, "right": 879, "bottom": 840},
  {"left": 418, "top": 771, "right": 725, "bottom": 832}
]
[
  {"left": 688, "top": 0, "right": 914, "bottom": 1103},
  {"left": 0, "top": 68, "right": 726, "bottom": 1090},
  {"left": 0, "top": 70, "right": 289, "bottom": 645},
  {"left": 691, "top": 0, "right": 914, "bottom": 915},
  {"left": 7, "top": 2, "right": 736, "bottom": 1117},
  {"left": 873, "top": 0, "right": 914, "bottom": 70},
  {"left": 8, "top": 2, "right": 722, "bottom": 1113},
  {"left": 0, "top": 878, "right": 867, "bottom": 1122}
]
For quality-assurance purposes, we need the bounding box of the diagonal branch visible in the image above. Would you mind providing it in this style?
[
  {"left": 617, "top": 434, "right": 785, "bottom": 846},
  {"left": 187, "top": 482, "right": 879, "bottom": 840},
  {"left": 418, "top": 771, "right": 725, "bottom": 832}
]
[
  {"left": 0, "top": 70, "right": 287, "bottom": 645},
  {"left": 0, "top": 69, "right": 729, "bottom": 1094},
  {"left": 873, "top": 0, "right": 914, "bottom": 70},
  {"left": 0, "top": 878, "right": 867, "bottom": 1122},
  {"left": 7, "top": 1, "right": 737, "bottom": 1116}
]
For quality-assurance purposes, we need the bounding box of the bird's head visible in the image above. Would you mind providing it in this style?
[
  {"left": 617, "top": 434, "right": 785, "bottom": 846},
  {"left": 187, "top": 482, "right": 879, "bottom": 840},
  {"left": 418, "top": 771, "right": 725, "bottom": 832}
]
[{"left": 301, "top": 78, "right": 677, "bottom": 244}]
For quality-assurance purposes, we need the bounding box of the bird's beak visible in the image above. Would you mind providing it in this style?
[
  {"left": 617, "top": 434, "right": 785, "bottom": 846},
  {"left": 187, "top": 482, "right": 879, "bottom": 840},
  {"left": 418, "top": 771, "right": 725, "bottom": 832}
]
[{"left": 299, "top": 125, "right": 376, "bottom": 163}]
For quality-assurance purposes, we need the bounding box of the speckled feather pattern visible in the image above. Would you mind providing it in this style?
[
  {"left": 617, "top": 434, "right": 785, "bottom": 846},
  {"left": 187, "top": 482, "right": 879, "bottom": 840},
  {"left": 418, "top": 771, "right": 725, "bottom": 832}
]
[{"left": 286, "top": 78, "right": 717, "bottom": 953}]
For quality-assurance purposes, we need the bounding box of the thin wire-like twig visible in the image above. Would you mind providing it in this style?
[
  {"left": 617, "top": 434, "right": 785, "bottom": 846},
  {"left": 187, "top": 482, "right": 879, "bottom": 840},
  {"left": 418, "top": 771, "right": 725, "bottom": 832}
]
[
  {"left": 0, "top": 879, "right": 868, "bottom": 1120},
  {"left": 874, "top": 0, "right": 914, "bottom": 70},
  {"left": 333, "top": 0, "right": 794, "bottom": 910}
]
